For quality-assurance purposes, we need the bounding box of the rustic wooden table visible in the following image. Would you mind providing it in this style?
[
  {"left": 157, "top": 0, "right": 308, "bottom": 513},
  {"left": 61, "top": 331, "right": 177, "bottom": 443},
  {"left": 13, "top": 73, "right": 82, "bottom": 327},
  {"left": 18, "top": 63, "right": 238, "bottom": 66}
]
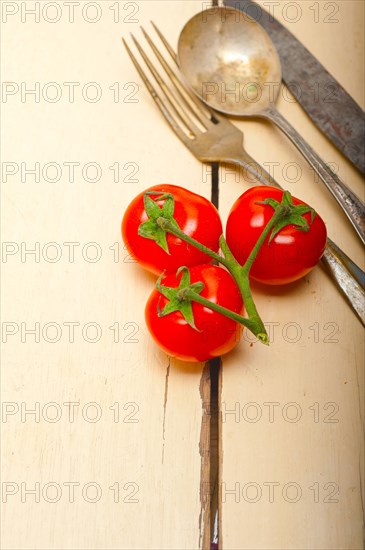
[{"left": 2, "top": 1, "right": 364, "bottom": 549}]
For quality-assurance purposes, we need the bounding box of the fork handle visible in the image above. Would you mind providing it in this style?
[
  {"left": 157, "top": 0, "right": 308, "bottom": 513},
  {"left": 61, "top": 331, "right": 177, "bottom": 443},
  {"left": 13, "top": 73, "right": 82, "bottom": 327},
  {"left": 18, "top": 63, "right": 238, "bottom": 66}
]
[{"left": 227, "top": 149, "right": 365, "bottom": 326}]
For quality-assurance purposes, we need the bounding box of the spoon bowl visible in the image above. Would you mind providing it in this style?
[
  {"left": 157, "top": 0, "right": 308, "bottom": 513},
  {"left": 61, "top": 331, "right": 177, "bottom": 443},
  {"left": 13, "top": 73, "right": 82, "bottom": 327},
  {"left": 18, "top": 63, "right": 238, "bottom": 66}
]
[
  {"left": 178, "top": 7, "right": 281, "bottom": 116},
  {"left": 177, "top": 6, "right": 365, "bottom": 245}
]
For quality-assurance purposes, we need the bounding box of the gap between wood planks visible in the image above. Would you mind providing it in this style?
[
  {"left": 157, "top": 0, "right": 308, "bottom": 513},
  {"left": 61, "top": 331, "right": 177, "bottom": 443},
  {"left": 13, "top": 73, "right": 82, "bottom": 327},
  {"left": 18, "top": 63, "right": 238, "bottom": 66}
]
[
  {"left": 198, "top": 163, "right": 223, "bottom": 550},
  {"left": 179, "top": 3, "right": 222, "bottom": 547}
]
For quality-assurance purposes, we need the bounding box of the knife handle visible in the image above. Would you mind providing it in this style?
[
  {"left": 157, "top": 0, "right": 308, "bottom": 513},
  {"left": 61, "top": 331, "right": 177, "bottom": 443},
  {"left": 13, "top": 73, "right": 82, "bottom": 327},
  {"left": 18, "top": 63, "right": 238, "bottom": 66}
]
[
  {"left": 229, "top": 148, "right": 365, "bottom": 326},
  {"left": 261, "top": 105, "right": 365, "bottom": 246}
]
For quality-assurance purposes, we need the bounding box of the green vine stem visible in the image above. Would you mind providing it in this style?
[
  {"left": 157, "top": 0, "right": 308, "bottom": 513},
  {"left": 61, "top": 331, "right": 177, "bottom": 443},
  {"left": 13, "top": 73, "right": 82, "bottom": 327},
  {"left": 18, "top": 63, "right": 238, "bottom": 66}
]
[
  {"left": 178, "top": 287, "right": 263, "bottom": 340},
  {"left": 240, "top": 205, "right": 292, "bottom": 276},
  {"left": 148, "top": 192, "right": 314, "bottom": 345},
  {"left": 156, "top": 212, "right": 288, "bottom": 345},
  {"left": 156, "top": 217, "right": 230, "bottom": 268}
]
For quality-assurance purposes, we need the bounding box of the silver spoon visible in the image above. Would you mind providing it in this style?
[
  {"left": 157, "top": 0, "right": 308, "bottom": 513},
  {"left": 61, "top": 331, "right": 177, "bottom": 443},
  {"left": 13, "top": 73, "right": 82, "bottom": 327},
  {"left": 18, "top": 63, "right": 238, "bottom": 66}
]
[{"left": 177, "top": 6, "right": 365, "bottom": 245}]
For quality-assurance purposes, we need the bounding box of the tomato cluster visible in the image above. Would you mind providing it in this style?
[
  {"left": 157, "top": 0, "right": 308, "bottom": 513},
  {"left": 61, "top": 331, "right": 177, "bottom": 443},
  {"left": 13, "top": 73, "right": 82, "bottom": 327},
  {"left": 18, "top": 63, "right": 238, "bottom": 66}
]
[{"left": 122, "top": 184, "right": 327, "bottom": 362}]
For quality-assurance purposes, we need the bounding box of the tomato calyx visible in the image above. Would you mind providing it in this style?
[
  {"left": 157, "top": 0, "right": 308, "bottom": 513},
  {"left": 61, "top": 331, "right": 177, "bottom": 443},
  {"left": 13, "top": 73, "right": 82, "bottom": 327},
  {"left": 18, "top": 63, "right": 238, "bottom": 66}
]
[
  {"left": 156, "top": 266, "right": 265, "bottom": 339},
  {"left": 257, "top": 190, "right": 316, "bottom": 243},
  {"left": 156, "top": 266, "right": 204, "bottom": 330},
  {"left": 139, "top": 192, "right": 225, "bottom": 266},
  {"left": 138, "top": 192, "right": 181, "bottom": 253}
]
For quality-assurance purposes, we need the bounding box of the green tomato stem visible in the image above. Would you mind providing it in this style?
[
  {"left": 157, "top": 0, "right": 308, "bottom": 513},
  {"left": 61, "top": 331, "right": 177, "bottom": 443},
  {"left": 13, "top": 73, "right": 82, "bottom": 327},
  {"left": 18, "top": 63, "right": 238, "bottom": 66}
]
[
  {"left": 156, "top": 217, "right": 231, "bottom": 269},
  {"left": 155, "top": 205, "right": 293, "bottom": 344},
  {"left": 179, "top": 288, "right": 268, "bottom": 345},
  {"left": 217, "top": 235, "right": 265, "bottom": 338},
  {"left": 156, "top": 216, "right": 271, "bottom": 344},
  {"left": 148, "top": 196, "right": 305, "bottom": 346},
  {"left": 219, "top": 207, "right": 292, "bottom": 343},
  {"left": 241, "top": 206, "right": 291, "bottom": 277}
]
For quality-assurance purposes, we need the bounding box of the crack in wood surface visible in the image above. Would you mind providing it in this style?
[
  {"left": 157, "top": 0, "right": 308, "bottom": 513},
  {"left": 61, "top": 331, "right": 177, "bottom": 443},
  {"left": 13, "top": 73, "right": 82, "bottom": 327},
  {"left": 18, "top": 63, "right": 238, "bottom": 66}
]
[
  {"left": 198, "top": 358, "right": 222, "bottom": 550},
  {"left": 161, "top": 358, "right": 170, "bottom": 464}
]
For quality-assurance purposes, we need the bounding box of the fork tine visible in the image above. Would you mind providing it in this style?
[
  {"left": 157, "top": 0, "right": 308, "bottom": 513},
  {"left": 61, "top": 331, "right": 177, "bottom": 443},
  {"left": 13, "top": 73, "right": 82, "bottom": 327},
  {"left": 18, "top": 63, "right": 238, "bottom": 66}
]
[
  {"left": 140, "top": 26, "right": 209, "bottom": 129},
  {"left": 150, "top": 21, "right": 178, "bottom": 64},
  {"left": 122, "top": 38, "right": 192, "bottom": 145},
  {"left": 150, "top": 21, "right": 219, "bottom": 122},
  {"left": 122, "top": 38, "right": 158, "bottom": 101},
  {"left": 130, "top": 33, "right": 202, "bottom": 137}
]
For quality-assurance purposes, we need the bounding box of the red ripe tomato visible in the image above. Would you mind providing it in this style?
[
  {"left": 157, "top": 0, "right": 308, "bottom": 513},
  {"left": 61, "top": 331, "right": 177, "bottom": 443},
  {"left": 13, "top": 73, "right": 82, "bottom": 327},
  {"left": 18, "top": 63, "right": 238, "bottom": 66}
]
[
  {"left": 226, "top": 186, "right": 327, "bottom": 285},
  {"left": 122, "top": 184, "right": 223, "bottom": 275},
  {"left": 145, "top": 265, "right": 244, "bottom": 362}
]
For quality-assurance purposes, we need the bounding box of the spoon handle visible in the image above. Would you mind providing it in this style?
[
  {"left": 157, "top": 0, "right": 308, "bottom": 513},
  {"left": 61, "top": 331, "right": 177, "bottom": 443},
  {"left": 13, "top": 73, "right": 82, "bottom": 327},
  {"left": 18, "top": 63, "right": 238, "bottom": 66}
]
[
  {"left": 229, "top": 148, "right": 365, "bottom": 325},
  {"left": 261, "top": 105, "right": 365, "bottom": 246}
]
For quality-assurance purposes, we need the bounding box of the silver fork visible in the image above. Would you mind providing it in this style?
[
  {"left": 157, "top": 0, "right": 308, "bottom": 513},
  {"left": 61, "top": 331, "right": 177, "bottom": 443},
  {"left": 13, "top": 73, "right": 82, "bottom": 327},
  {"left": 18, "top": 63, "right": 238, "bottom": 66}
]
[{"left": 122, "top": 24, "right": 365, "bottom": 325}]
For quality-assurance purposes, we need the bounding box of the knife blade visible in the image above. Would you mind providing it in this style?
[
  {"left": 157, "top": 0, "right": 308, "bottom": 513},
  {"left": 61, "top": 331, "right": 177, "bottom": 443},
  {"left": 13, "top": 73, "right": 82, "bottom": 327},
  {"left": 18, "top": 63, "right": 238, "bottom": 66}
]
[{"left": 224, "top": 0, "right": 365, "bottom": 174}]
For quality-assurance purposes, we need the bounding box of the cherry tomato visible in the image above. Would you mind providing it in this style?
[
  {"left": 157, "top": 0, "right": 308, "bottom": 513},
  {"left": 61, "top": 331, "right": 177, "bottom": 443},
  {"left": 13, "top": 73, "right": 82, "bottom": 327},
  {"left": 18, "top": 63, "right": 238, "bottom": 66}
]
[
  {"left": 145, "top": 265, "right": 243, "bottom": 362},
  {"left": 226, "top": 186, "right": 327, "bottom": 285},
  {"left": 122, "top": 184, "right": 223, "bottom": 275}
]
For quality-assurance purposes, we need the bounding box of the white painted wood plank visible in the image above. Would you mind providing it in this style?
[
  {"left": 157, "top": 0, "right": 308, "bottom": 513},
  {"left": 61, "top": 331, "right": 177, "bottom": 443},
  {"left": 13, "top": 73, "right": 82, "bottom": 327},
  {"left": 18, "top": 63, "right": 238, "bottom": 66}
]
[
  {"left": 1, "top": 2, "right": 210, "bottom": 548},
  {"left": 219, "top": 2, "right": 364, "bottom": 548}
]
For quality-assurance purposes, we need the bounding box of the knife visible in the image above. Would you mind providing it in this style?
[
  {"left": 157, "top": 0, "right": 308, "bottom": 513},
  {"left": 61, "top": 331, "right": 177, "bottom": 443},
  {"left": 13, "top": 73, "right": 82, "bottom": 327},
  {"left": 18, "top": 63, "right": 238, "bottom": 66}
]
[{"left": 224, "top": 0, "right": 365, "bottom": 174}]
